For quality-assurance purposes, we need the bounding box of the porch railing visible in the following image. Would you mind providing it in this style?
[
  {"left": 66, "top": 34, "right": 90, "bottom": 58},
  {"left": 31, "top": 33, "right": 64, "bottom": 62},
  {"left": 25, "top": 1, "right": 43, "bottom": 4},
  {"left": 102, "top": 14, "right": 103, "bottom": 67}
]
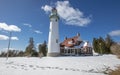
[{"left": 60, "top": 47, "right": 93, "bottom": 56}]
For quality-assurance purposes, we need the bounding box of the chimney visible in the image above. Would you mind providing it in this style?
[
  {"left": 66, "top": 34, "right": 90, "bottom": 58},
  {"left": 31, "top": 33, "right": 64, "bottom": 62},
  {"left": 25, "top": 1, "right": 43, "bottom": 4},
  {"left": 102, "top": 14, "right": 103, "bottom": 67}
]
[
  {"left": 77, "top": 33, "right": 80, "bottom": 36},
  {"left": 64, "top": 36, "right": 67, "bottom": 40}
]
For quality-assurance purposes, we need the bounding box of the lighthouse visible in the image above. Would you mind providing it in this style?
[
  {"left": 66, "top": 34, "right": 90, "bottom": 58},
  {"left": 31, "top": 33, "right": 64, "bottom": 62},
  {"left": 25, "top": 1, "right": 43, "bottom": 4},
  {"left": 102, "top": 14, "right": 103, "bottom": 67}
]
[{"left": 47, "top": 8, "right": 60, "bottom": 57}]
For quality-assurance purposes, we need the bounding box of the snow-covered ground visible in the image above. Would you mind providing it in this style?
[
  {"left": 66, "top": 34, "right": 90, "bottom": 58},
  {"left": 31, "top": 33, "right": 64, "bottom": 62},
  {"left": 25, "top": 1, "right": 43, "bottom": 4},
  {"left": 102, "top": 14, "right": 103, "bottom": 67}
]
[{"left": 0, "top": 55, "right": 120, "bottom": 75}]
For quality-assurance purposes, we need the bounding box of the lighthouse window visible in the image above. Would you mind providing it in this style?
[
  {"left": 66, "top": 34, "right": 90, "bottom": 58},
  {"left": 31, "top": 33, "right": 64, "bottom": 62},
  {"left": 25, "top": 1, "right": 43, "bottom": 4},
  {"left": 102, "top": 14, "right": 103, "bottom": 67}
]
[
  {"left": 56, "top": 19, "right": 57, "bottom": 22},
  {"left": 56, "top": 39, "right": 58, "bottom": 43}
]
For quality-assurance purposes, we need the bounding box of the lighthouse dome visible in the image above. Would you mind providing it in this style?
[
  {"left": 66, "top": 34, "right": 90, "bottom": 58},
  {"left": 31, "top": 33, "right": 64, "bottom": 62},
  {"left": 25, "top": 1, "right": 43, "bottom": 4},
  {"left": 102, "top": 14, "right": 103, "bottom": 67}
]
[
  {"left": 52, "top": 8, "right": 57, "bottom": 15},
  {"left": 49, "top": 8, "right": 59, "bottom": 20}
]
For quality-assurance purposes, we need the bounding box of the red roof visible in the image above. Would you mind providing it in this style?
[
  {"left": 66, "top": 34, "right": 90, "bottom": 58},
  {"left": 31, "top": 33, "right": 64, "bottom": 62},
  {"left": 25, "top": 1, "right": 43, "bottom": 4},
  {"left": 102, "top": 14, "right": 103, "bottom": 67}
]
[{"left": 60, "top": 36, "right": 82, "bottom": 48}]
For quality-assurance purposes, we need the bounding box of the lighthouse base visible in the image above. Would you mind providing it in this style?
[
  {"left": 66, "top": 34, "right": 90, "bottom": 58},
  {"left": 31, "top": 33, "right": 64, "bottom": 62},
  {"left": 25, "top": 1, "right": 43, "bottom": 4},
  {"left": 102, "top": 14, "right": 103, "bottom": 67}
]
[{"left": 47, "top": 52, "right": 60, "bottom": 57}]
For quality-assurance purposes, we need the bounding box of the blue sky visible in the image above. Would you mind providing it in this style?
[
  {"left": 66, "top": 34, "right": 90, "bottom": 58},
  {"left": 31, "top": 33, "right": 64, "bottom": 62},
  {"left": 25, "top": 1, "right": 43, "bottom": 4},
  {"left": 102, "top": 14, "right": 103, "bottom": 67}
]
[{"left": 0, "top": 0, "right": 120, "bottom": 51}]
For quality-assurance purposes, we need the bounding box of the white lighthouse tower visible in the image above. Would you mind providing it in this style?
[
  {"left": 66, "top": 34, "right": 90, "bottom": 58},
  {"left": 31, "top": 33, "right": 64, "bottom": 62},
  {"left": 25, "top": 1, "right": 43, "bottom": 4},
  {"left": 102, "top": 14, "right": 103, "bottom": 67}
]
[{"left": 47, "top": 8, "right": 60, "bottom": 57}]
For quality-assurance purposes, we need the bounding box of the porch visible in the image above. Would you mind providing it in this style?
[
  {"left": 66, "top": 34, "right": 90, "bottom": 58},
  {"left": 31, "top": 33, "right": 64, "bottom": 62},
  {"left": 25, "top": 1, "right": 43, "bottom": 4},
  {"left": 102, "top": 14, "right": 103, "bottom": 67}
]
[{"left": 60, "top": 47, "right": 93, "bottom": 56}]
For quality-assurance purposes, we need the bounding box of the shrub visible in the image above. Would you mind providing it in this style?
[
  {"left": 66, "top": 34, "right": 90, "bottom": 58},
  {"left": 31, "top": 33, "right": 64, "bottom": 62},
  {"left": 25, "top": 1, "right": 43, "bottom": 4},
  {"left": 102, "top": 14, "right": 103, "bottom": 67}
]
[
  {"left": 110, "top": 43, "right": 120, "bottom": 58},
  {"left": 109, "top": 67, "right": 120, "bottom": 75}
]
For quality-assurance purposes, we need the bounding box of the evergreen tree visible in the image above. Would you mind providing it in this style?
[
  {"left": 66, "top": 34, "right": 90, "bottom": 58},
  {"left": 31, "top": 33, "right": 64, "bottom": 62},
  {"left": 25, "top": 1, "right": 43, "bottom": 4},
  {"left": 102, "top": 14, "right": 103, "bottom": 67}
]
[
  {"left": 25, "top": 37, "right": 38, "bottom": 57},
  {"left": 93, "top": 38, "right": 98, "bottom": 52},
  {"left": 93, "top": 35, "right": 114, "bottom": 54},
  {"left": 38, "top": 41, "right": 47, "bottom": 56},
  {"left": 98, "top": 37, "right": 106, "bottom": 54},
  {"left": 17, "top": 51, "right": 24, "bottom": 57},
  {"left": 105, "top": 34, "right": 114, "bottom": 53}
]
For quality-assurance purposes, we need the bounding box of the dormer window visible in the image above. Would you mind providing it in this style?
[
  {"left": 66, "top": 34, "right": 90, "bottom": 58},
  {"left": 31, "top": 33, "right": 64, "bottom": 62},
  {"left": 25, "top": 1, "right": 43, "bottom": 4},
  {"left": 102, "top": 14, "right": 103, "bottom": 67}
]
[{"left": 68, "top": 41, "right": 73, "bottom": 44}]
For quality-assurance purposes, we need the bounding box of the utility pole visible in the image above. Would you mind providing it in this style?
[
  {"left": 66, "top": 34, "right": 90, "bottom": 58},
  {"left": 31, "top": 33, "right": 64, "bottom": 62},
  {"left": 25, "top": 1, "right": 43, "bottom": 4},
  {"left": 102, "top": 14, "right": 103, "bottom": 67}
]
[{"left": 6, "top": 32, "right": 12, "bottom": 60}]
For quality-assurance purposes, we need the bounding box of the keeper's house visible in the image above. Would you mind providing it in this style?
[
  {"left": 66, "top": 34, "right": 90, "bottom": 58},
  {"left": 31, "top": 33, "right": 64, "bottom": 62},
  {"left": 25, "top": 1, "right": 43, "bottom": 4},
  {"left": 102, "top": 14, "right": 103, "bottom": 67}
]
[{"left": 60, "top": 33, "right": 93, "bottom": 56}]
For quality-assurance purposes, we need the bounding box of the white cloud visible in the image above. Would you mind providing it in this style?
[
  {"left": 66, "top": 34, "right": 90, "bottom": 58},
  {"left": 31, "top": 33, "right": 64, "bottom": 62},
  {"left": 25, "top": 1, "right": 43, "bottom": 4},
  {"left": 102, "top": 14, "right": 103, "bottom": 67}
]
[
  {"left": 34, "top": 30, "right": 42, "bottom": 34},
  {"left": 23, "top": 23, "right": 32, "bottom": 27},
  {"left": 109, "top": 30, "right": 120, "bottom": 36},
  {"left": 23, "top": 23, "right": 43, "bottom": 34},
  {"left": 0, "top": 34, "right": 19, "bottom": 40},
  {"left": 0, "top": 34, "right": 9, "bottom": 40},
  {"left": 41, "top": 5, "right": 52, "bottom": 13},
  {"left": 11, "top": 37, "right": 19, "bottom": 40},
  {"left": 41, "top": 1, "right": 91, "bottom": 26},
  {"left": 0, "top": 23, "right": 21, "bottom": 32}
]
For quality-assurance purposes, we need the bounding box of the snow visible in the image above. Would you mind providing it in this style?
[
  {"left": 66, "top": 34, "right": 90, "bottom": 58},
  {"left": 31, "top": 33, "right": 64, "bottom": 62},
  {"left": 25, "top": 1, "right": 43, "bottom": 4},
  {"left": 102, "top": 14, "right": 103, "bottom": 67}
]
[{"left": 0, "top": 55, "right": 120, "bottom": 75}]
